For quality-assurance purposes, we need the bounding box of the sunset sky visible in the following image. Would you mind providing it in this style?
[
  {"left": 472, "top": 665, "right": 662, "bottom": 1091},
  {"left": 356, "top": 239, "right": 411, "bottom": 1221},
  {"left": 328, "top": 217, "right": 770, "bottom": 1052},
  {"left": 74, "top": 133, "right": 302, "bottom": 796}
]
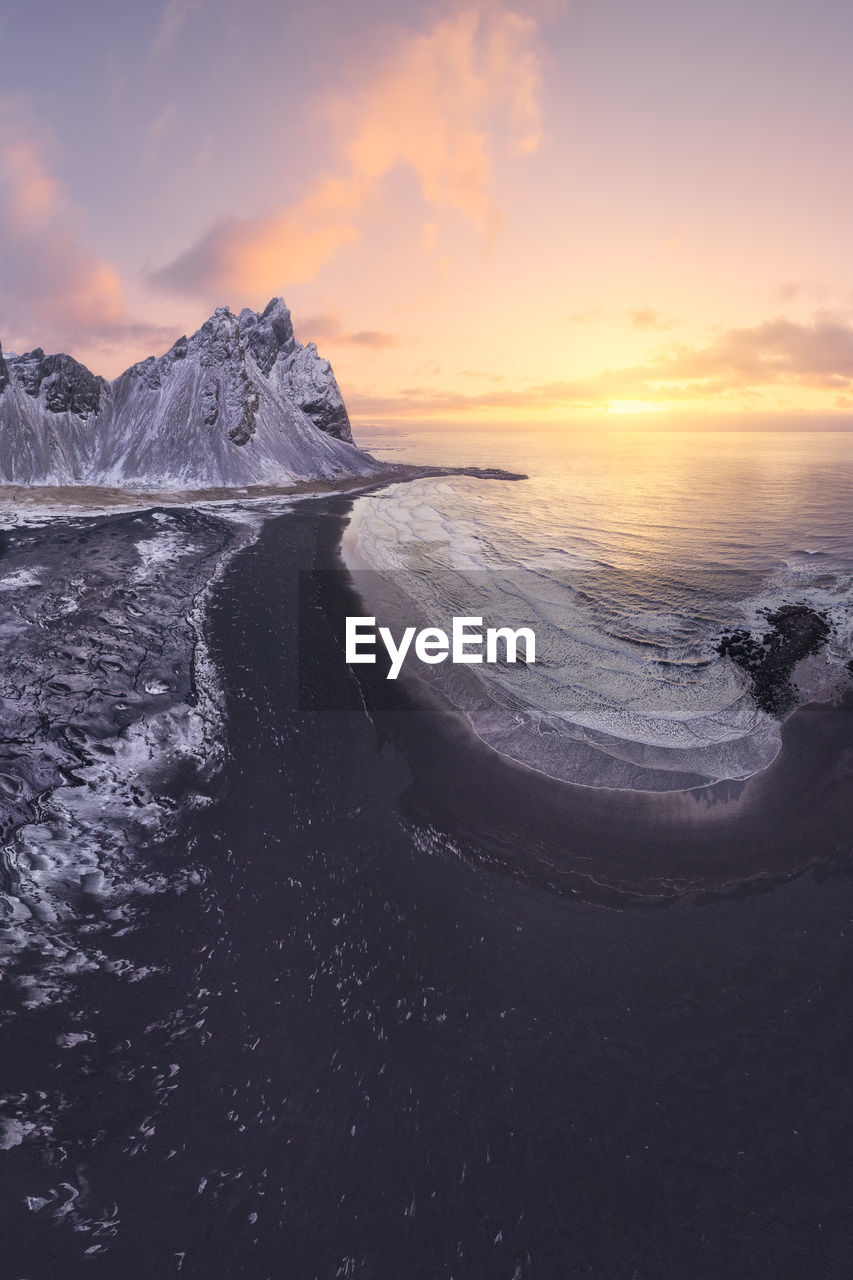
[{"left": 2, "top": 0, "right": 853, "bottom": 425}]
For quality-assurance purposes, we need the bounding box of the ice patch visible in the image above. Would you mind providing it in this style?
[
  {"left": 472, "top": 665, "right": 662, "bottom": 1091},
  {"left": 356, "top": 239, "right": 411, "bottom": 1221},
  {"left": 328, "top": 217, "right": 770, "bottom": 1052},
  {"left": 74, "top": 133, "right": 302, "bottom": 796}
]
[
  {"left": 56, "top": 1032, "right": 94, "bottom": 1048},
  {"left": 0, "top": 567, "right": 42, "bottom": 590},
  {"left": 0, "top": 1116, "right": 33, "bottom": 1149},
  {"left": 132, "top": 531, "right": 204, "bottom": 582}
]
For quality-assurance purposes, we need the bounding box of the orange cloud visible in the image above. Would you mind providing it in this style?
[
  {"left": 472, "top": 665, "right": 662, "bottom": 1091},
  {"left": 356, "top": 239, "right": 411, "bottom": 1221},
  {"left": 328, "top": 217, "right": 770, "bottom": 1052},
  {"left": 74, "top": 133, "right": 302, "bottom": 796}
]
[
  {"left": 422, "top": 221, "right": 439, "bottom": 253},
  {"left": 648, "top": 316, "right": 853, "bottom": 388},
  {"left": 629, "top": 308, "right": 677, "bottom": 331},
  {"left": 338, "top": 6, "right": 541, "bottom": 228},
  {"left": 346, "top": 315, "right": 853, "bottom": 420},
  {"left": 152, "top": 209, "right": 362, "bottom": 301},
  {"left": 151, "top": 3, "right": 544, "bottom": 301}
]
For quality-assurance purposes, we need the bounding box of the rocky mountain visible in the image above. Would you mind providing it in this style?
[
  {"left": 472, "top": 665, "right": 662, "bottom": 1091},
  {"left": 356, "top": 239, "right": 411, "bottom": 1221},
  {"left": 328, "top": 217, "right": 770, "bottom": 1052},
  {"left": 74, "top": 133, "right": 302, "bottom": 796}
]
[{"left": 0, "top": 299, "right": 379, "bottom": 489}]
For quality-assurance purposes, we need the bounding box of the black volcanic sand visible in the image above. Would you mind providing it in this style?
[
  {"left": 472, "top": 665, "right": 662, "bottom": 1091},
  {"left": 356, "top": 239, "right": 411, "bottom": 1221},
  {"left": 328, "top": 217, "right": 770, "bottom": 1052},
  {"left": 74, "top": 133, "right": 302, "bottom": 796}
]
[
  {"left": 2, "top": 498, "right": 853, "bottom": 1279},
  {"left": 0, "top": 463, "right": 525, "bottom": 521}
]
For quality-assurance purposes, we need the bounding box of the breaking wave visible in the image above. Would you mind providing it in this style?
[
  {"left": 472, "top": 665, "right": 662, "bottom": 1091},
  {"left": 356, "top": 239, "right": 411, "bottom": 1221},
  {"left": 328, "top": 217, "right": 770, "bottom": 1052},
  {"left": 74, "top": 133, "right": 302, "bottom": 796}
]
[{"left": 345, "top": 431, "right": 853, "bottom": 790}]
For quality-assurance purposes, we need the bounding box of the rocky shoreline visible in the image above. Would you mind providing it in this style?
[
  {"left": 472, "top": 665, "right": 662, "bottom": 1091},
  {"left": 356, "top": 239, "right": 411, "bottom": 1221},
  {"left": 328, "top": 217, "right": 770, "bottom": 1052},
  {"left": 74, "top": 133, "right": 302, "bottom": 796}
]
[{"left": 716, "top": 602, "right": 835, "bottom": 714}]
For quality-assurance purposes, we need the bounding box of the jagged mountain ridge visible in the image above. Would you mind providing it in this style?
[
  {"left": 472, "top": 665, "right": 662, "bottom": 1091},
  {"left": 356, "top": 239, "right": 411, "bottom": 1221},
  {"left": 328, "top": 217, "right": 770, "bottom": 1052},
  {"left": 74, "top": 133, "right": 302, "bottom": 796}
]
[{"left": 0, "top": 299, "right": 379, "bottom": 488}]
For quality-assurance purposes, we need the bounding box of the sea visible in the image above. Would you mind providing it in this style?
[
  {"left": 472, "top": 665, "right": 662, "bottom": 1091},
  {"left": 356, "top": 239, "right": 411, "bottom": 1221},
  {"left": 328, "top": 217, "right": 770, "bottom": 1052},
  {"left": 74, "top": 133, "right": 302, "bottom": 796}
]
[{"left": 349, "top": 427, "right": 853, "bottom": 786}]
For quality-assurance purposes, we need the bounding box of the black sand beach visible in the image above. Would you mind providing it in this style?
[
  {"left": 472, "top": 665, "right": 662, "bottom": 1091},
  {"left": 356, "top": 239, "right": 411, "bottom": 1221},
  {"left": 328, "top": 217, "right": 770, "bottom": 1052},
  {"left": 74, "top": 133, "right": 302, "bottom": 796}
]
[
  {"left": 2, "top": 498, "right": 853, "bottom": 1278},
  {"left": 317, "top": 500, "right": 853, "bottom": 902}
]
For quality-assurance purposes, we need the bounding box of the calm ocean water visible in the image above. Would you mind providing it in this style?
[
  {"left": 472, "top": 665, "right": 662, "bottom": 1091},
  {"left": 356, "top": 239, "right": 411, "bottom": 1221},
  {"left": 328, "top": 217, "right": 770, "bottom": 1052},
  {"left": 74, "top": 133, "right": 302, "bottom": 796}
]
[{"left": 348, "top": 428, "right": 853, "bottom": 786}]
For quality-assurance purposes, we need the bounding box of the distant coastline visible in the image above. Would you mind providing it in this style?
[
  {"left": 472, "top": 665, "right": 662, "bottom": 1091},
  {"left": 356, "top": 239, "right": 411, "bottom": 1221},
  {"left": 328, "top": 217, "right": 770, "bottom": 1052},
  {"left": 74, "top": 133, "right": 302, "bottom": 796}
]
[{"left": 0, "top": 462, "right": 525, "bottom": 526}]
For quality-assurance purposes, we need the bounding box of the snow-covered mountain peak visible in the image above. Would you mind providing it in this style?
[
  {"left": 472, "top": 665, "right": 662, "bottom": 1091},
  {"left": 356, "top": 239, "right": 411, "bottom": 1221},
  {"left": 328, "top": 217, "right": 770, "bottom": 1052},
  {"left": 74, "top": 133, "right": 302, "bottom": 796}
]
[
  {"left": 238, "top": 297, "right": 297, "bottom": 377},
  {"left": 4, "top": 347, "right": 105, "bottom": 417},
  {"left": 0, "top": 300, "right": 375, "bottom": 488}
]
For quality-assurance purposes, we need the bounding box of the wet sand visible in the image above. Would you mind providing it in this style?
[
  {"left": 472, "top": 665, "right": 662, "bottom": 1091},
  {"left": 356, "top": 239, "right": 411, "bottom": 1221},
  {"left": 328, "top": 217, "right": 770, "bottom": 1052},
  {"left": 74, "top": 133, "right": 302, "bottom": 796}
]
[{"left": 316, "top": 499, "right": 853, "bottom": 901}]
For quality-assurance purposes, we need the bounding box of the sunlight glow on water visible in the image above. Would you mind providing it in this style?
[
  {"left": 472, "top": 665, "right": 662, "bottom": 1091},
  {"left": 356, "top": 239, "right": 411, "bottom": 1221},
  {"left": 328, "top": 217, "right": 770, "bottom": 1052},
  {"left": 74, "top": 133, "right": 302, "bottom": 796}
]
[{"left": 347, "top": 429, "right": 853, "bottom": 786}]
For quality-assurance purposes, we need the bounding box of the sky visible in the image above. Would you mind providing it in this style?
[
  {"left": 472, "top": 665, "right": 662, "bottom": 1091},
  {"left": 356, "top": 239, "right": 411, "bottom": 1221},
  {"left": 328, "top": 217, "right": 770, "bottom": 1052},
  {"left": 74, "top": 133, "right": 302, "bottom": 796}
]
[{"left": 2, "top": 0, "right": 853, "bottom": 426}]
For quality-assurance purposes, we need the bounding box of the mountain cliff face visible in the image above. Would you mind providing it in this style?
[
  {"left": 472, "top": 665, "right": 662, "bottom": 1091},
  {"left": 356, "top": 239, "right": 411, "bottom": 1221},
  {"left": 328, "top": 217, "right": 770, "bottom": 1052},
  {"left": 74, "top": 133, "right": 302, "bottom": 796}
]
[{"left": 0, "top": 299, "right": 377, "bottom": 488}]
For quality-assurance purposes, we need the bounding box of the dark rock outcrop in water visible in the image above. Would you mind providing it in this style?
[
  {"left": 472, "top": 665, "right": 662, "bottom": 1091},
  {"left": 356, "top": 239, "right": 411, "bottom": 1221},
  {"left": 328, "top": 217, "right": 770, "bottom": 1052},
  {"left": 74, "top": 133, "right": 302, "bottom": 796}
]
[
  {"left": 0, "top": 299, "right": 373, "bottom": 488},
  {"left": 716, "top": 603, "right": 832, "bottom": 714}
]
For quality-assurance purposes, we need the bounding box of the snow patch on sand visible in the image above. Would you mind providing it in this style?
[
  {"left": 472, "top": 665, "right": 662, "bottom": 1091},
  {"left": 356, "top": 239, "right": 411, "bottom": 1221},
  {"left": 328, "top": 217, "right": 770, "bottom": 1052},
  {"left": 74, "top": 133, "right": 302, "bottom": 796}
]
[
  {"left": 0, "top": 567, "right": 42, "bottom": 590},
  {"left": 0, "top": 504, "right": 274, "bottom": 1007}
]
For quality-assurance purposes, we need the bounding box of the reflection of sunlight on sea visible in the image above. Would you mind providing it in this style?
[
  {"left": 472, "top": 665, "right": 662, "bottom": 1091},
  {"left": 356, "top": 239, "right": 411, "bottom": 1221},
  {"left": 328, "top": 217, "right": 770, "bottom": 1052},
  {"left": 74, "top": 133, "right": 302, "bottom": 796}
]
[{"left": 347, "top": 429, "right": 853, "bottom": 784}]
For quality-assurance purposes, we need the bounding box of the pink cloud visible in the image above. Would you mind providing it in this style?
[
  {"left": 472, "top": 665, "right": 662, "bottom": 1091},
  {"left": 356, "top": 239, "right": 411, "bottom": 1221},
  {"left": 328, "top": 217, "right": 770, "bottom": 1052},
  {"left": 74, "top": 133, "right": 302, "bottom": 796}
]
[
  {"left": 0, "top": 105, "right": 174, "bottom": 365},
  {"left": 296, "top": 312, "right": 400, "bottom": 349},
  {"left": 1, "top": 137, "right": 61, "bottom": 228},
  {"left": 150, "top": 4, "right": 545, "bottom": 302},
  {"left": 0, "top": 124, "right": 122, "bottom": 340}
]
